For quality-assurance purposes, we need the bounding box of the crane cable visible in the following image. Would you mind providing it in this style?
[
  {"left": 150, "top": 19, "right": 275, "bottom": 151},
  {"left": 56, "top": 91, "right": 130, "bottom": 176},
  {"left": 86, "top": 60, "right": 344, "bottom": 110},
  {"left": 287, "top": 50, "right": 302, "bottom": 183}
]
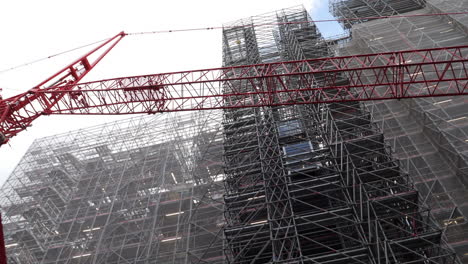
[
  {"left": 1, "top": 11, "right": 467, "bottom": 78},
  {"left": 127, "top": 11, "right": 468, "bottom": 35},
  {"left": 0, "top": 37, "right": 111, "bottom": 75}
]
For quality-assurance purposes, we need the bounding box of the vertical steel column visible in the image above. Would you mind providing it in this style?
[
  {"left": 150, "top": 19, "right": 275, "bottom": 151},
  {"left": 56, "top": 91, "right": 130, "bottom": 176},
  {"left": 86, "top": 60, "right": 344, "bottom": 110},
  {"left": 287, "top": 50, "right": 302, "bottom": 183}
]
[
  {"left": 256, "top": 109, "right": 302, "bottom": 262},
  {"left": 0, "top": 214, "right": 6, "bottom": 264}
]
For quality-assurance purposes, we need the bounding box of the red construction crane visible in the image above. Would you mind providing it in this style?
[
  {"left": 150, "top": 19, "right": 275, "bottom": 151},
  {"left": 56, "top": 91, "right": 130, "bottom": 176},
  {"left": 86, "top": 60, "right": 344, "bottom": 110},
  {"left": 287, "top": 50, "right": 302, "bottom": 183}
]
[
  {"left": 1, "top": 33, "right": 468, "bottom": 146},
  {"left": 1, "top": 34, "right": 467, "bottom": 147},
  {"left": 0, "top": 32, "right": 467, "bottom": 262}
]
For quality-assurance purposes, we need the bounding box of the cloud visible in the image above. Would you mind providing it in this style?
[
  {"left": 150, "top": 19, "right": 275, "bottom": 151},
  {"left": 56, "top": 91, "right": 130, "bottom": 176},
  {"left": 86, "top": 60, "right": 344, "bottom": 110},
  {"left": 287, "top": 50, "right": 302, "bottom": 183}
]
[
  {"left": 305, "top": 0, "right": 323, "bottom": 12},
  {"left": 307, "top": 0, "right": 326, "bottom": 15}
]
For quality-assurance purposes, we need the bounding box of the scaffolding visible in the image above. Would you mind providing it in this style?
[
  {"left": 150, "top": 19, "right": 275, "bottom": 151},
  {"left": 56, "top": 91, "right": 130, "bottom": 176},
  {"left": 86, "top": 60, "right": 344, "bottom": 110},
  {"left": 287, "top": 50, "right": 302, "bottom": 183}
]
[
  {"left": 222, "top": 5, "right": 459, "bottom": 264},
  {"left": 330, "top": 0, "right": 426, "bottom": 30},
  {"left": 0, "top": 111, "right": 226, "bottom": 263},
  {"left": 0, "top": 3, "right": 466, "bottom": 264},
  {"left": 329, "top": 0, "right": 468, "bottom": 261}
]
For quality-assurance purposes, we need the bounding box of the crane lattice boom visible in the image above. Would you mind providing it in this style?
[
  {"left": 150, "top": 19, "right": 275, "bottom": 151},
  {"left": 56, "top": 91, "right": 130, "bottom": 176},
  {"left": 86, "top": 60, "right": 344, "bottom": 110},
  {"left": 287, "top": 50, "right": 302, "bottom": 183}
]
[{"left": 0, "top": 39, "right": 467, "bottom": 146}]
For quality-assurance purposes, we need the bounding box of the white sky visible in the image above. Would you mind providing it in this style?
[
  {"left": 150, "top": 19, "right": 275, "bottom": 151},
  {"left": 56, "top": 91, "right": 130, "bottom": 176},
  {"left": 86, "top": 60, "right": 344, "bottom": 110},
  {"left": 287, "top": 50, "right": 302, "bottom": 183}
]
[{"left": 0, "top": 0, "right": 327, "bottom": 184}]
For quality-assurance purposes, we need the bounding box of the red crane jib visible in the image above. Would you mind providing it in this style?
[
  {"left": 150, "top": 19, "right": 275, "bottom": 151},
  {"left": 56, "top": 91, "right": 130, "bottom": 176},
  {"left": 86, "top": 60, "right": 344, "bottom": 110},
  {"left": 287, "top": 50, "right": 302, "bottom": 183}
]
[{"left": 0, "top": 37, "right": 467, "bottom": 146}]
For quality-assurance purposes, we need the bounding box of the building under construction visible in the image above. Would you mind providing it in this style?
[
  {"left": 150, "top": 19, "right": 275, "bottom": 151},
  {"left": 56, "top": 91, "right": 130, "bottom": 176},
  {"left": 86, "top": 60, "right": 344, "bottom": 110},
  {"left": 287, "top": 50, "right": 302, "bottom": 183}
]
[
  {"left": 330, "top": 0, "right": 468, "bottom": 259},
  {"left": 0, "top": 1, "right": 467, "bottom": 263}
]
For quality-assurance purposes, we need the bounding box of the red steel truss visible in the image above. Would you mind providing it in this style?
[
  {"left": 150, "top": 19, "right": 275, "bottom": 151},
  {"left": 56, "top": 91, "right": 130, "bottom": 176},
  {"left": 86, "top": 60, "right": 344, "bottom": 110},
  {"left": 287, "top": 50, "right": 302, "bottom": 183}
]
[{"left": 0, "top": 44, "right": 467, "bottom": 145}]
